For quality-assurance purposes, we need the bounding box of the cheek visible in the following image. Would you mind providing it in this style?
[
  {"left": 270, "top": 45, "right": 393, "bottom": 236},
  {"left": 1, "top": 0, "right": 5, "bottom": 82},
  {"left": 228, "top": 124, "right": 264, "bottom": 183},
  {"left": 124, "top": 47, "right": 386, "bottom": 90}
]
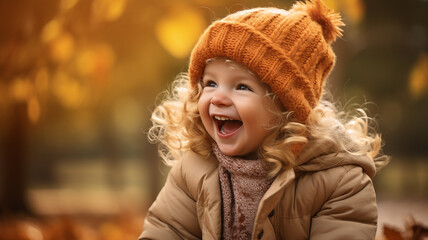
[
  {"left": 251, "top": 115, "right": 275, "bottom": 143},
  {"left": 243, "top": 101, "right": 276, "bottom": 133},
  {"left": 197, "top": 95, "right": 212, "bottom": 129},
  {"left": 197, "top": 95, "right": 208, "bottom": 116}
]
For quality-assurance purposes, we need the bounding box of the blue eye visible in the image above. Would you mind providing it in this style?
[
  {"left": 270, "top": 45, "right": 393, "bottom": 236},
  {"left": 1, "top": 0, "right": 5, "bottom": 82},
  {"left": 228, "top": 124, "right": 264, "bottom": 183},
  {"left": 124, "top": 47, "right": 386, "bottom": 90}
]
[
  {"left": 237, "top": 84, "right": 252, "bottom": 91},
  {"left": 203, "top": 80, "right": 217, "bottom": 88}
]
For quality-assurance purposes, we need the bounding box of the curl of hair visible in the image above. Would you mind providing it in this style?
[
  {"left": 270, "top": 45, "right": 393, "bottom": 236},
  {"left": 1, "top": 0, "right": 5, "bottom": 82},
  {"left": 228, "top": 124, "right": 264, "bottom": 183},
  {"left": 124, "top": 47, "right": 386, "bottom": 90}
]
[
  {"left": 260, "top": 91, "right": 389, "bottom": 178},
  {"left": 149, "top": 73, "right": 388, "bottom": 177},
  {"left": 148, "top": 73, "right": 212, "bottom": 166}
]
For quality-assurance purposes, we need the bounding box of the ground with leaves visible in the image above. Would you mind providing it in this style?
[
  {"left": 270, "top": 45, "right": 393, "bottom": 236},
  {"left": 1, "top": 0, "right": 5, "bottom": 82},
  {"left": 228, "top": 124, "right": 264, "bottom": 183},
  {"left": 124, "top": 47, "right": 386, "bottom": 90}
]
[
  {"left": 0, "top": 213, "right": 145, "bottom": 240},
  {"left": 1, "top": 213, "right": 428, "bottom": 240}
]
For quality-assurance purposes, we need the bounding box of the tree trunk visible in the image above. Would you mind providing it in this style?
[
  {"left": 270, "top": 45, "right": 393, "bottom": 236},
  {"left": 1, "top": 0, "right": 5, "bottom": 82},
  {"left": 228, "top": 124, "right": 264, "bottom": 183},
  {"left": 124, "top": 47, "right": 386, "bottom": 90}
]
[{"left": 0, "top": 103, "right": 31, "bottom": 215}]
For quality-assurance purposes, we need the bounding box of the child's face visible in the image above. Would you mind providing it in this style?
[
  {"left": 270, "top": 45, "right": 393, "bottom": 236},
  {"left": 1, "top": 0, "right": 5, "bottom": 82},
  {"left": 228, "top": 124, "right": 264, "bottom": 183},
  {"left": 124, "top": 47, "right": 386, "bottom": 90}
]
[{"left": 198, "top": 60, "right": 280, "bottom": 159}]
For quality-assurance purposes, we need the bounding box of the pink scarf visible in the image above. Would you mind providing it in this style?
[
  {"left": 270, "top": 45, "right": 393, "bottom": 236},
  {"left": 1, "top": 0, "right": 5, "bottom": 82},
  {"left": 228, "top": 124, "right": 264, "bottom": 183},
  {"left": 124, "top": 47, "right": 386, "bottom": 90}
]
[{"left": 213, "top": 144, "right": 274, "bottom": 240}]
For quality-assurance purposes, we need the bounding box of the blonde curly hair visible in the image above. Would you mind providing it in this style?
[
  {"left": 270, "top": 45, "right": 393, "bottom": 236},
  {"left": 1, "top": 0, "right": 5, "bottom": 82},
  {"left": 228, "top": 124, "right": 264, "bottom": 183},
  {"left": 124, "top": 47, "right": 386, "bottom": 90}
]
[{"left": 148, "top": 61, "right": 388, "bottom": 178}]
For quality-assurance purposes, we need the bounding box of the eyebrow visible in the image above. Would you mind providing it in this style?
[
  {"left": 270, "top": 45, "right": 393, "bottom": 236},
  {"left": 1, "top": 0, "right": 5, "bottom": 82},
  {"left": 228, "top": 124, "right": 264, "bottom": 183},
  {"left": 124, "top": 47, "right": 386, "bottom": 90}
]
[
  {"left": 202, "top": 71, "right": 215, "bottom": 77},
  {"left": 202, "top": 70, "right": 256, "bottom": 80}
]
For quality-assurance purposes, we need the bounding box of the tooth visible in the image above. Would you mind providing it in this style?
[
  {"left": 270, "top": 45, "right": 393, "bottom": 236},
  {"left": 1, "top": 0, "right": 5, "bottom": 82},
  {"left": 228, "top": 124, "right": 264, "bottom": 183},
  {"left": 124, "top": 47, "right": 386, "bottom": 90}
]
[{"left": 215, "top": 116, "right": 233, "bottom": 121}]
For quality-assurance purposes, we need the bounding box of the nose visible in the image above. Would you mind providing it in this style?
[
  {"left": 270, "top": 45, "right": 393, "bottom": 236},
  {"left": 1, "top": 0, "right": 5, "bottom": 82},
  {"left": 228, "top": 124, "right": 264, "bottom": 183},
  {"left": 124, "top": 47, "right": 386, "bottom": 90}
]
[{"left": 210, "top": 89, "right": 232, "bottom": 106}]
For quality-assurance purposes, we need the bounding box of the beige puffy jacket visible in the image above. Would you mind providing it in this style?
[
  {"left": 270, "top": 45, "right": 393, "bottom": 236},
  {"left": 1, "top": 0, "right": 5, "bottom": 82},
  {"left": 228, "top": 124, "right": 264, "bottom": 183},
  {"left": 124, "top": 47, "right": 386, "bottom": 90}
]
[{"left": 140, "top": 140, "right": 378, "bottom": 240}]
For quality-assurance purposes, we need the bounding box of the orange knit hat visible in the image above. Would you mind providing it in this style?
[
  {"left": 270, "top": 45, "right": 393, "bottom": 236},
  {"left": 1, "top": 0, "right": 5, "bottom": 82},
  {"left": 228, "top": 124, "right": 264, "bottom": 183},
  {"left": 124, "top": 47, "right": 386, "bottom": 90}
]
[{"left": 189, "top": 0, "right": 344, "bottom": 123}]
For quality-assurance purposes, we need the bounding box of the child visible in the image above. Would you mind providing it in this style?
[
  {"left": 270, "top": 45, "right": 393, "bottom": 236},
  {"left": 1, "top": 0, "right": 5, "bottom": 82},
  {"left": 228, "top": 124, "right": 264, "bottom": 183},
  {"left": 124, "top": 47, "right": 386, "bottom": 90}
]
[{"left": 140, "top": 0, "right": 388, "bottom": 239}]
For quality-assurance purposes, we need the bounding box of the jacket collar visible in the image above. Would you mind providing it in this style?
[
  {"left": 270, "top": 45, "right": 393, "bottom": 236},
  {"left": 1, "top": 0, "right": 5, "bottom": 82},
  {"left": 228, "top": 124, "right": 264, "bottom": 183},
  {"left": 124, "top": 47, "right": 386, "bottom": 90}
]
[{"left": 294, "top": 138, "right": 377, "bottom": 179}]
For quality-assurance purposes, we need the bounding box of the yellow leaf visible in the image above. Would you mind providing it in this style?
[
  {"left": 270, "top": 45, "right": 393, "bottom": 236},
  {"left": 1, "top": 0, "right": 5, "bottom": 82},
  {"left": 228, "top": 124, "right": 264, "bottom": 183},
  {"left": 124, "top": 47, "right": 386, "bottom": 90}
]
[
  {"left": 322, "top": 0, "right": 339, "bottom": 11},
  {"left": 35, "top": 68, "right": 50, "bottom": 93},
  {"left": 41, "top": 20, "right": 61, "bottom": 43},
  {"left": 60, "top": 0, "right": 79, "bottom": 10},
  {"left": 93, "top": 0, "right": 127, "bottom": 22},
  {"left": 155, "top": 6, "right": 206, "bottom": 58},
  {"left": 28, "top": 96, "right": 41, "bottom": 124},
  {"left": 52, "top": 71, "right": 86, "bottom": 108},
  {"left": 10, "top": 77, "right": 31, "bottom": 102},
  {"left": 77, "top": 49, "right": 97, "bottom": 76},
  {"left": 99, "top": 222, "right": 123, "bottom": 240},
  {"left": 409, "top": 53, "right": 428, "bottom": 100},
  {"left": 343, "top": 0, "right": 365, "bottom": 24},
  {"left": 50, "top": 32, "right": 75, "bottom": 63},
  {"left": 76, "top": 43, "right": 115, "bottom": 85}
]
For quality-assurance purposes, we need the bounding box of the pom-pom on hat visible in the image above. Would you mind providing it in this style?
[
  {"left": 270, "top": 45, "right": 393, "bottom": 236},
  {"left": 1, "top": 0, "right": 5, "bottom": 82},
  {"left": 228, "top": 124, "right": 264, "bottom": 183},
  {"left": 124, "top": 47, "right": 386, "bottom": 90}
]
[{"left": 189, "top": 0, "right": 344, "bottom": 123}]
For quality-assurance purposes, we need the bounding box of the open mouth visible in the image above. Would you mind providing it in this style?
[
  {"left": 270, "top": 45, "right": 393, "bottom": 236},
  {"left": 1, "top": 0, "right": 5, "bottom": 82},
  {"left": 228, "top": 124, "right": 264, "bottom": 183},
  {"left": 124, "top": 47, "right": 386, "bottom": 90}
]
[{"left": 213, "top": 115, "right": 243, "bottom": 135}]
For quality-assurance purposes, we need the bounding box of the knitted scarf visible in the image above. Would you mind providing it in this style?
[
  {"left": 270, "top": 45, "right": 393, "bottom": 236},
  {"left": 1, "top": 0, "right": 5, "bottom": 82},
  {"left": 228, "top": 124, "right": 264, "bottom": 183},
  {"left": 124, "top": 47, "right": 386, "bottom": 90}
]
[{"left": 213, "top": 144, "right": 274, "bottom": 240}]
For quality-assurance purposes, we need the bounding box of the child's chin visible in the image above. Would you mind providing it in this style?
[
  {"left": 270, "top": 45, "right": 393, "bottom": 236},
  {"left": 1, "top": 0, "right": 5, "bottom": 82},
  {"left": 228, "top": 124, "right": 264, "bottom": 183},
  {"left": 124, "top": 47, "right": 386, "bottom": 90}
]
[
  {"left": 218, "top": 147, "right": 256, "bottom": 159},
  {"left": 218, "top": 147, "right": 239, "bottom": 157}
]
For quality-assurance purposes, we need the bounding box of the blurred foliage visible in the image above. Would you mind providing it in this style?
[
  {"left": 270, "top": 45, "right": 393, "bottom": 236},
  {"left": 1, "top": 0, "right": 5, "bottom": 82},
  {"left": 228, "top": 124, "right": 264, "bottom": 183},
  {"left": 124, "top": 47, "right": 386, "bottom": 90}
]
[
  {"left": 381, "top": 215, "right": 428, "bottom": 240},
  {"left": 409, "top": 53, "right": 428, "bottom": 100},
  {"left": 155, "top": 5, "right": 206, "bottom": 58}
]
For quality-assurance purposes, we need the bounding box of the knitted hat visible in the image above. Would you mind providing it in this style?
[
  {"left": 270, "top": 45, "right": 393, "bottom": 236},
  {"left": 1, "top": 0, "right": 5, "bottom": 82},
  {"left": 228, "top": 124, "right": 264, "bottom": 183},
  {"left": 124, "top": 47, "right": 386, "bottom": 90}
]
[{"left": 189, "top": 0, "right": 344, "bottom": 123}]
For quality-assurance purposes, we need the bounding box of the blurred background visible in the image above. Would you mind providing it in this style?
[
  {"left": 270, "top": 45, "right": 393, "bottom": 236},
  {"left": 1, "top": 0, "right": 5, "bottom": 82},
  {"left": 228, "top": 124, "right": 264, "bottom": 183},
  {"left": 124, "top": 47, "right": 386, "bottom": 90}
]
[{"left": 0, "top": 0, "right": 427, "bottom": 239}]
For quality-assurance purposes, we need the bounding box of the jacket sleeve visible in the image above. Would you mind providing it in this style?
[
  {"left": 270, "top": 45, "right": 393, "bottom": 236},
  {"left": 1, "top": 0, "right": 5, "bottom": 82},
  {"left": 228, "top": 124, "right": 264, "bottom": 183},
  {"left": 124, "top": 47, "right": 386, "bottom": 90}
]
[
  {"left": 310, "top": 165, "right": 378, "bottom": 240},
  {"left": 139, "top": 159, "right": 202, "bottom": 240}
]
